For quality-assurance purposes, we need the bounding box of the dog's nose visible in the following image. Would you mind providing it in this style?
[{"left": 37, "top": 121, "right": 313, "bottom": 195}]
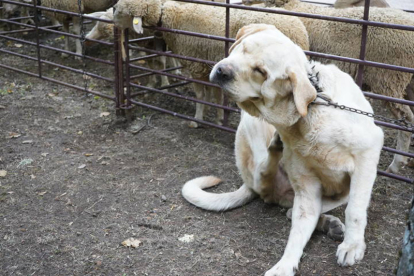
[{"left": 212, "top": 64, "right": 234, "bottom": 83}]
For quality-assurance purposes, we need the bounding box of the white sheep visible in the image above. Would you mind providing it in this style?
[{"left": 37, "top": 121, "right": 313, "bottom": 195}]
[
  {"left": 113, "top": 0, "right": 309, "bottom": 127},
  {"left": 334, "top": 0, "right": 390, "bottom": 9},
  {"left": 41, "top": 0, "right": 113, "bottom": 57},
  {"left": 85, "top": 7, "right": 175, "bottom": 88},
  {"left": 241, "top": 0, "right": 414, "bottom": 174}
]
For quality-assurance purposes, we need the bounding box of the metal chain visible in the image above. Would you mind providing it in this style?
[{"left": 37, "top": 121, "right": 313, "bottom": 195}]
[
  {"left": 77, "top": 0, "right": 88, "bottom": 93},
  {"left": 312, "top": 94, "right": 414, "bottom": 132}
]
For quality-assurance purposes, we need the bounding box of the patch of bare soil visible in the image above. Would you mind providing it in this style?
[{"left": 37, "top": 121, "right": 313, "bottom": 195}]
[{"left": 0, "top": 24, "right": 413, "bottom": 276}]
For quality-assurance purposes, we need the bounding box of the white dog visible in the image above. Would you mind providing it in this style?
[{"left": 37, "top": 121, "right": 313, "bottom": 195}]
[
  {"left": 182, "top": 110, "right": 346, "bottom": 241},
  {"left": 209, "top": 24, "right": 384, "bottom": 276}
]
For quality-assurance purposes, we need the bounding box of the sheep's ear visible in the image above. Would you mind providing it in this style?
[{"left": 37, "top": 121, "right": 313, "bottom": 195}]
[
  {"left": 86, "top": 11, "right": 106, "bottom": 18},
  {"left": 287, "top": 66, "right": 316, "bottom": 117},
  {"left": 132, "top": 16, "right": 143, "bottom": 34},
  {"left": 230, "top": 24, "right": 275, "bottom": 53}
]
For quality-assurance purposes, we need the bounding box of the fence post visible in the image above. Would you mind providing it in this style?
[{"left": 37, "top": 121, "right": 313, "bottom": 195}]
[
  {"left": 113, "top": 25, "right": 125, "bottom": 116},
  {"left": 356, "top": 0, "right": 370, "bottom": 87},
  {"left": 122, "top": 28, "right": 134, "bottom": 121},
  {"left": 222, "top": 0, "right": 231, "bottom": 126},
  {"left": 33, "top": 0, "right": 42, "bottom": 78},
  {"left": 112, "top": 0, "right": 125, "bottom": 116}
]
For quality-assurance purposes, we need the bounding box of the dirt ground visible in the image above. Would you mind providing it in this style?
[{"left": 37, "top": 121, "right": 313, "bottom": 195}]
[{"left": 1, "top": 18, "right": 414, "bottom": 276}]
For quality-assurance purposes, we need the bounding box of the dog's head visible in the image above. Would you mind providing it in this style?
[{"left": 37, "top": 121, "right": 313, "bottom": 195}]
[{"left": 210, "top": 24, "right": 316, "bottom": 126}]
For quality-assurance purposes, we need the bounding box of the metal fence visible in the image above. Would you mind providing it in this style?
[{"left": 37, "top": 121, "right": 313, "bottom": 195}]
[{"left": 1, "top": 0, "right": 414, "bottom": 184}]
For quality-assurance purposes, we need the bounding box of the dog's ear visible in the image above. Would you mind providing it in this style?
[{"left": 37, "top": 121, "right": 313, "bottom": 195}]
[
  {"left": 230, "top": 24, "right": 275, "bottom": 53},
  {"left": 287, "top": 66, "right": 316, "bottom": 117}
]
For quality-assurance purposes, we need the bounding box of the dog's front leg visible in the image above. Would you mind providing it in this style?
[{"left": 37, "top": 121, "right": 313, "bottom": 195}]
[
  {"left": 265, "top": 180, "right": 322, "bottom": 276},
  {"left": 336, "top": 155, "right": 378, "bottom": 266}
]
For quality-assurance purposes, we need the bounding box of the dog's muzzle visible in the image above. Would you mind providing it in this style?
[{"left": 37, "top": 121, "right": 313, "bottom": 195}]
[{"left": 210, "top": 63, "right": 234, "bottom": 85}]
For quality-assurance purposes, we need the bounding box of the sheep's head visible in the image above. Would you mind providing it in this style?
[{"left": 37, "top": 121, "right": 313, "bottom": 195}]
[{"left": 113, "top": 0, "right": 162, "bottom": 34}]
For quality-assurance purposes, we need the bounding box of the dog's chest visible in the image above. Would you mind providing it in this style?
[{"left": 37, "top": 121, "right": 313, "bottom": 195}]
[
  {"left": 304, "top": 142, "right": 355, "bottom": 172},
  {"left": 283, "top": 122, "right": 356, "bottom": 196},
  {"left": 314, "top": 166, "right": 351, "bottom": 197}
]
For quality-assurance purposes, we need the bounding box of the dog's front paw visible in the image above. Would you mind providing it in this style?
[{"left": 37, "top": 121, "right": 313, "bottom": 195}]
[
  {"left": 264, "top": 260, "right": 296, "bottom": 276},
  {"left": 336, "top": 241, "right": 366, "bottom": 266}
]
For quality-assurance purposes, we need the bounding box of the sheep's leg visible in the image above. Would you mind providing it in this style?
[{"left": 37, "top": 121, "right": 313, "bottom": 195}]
[
  {"left": 404, "top": 76, "right": 414, "bottom": 113},
  {"left": 166, "top": 45, "right": 182, "bottom": 75},
  {"left": 159, "top": 55, "right": 169, "bottom": 87},
  {"left": 208, "top": 86, "right": 223, "bottom": 126},
  {"left": 168, "top": 57, "right": 182, "bottom": 75},
  {"left": 62, "top": 20, "right": 70, "bottom": 58},
  {"left": 51, "top": 18, "right": 60, "bottom": 26},
  {"left": 404, "top": 77, "right": 414, "bottom": 166},
  {"left": 72, "top": 16, "right": 82, "bottom": 60},
  {"left": 147, "top": 58, "right": 157, "bottom": 88},
  {"left": 189, "top": 82, "right": 205, "bottom": 128},
  {"left": 154, "top": 36, "right": 169, "bottom": 87},
  {"left": 22, "top": 7, "right": 34, "bottom": 26},
  {"left": 387, "top": 103, "right": 414, "bottom": 173}
]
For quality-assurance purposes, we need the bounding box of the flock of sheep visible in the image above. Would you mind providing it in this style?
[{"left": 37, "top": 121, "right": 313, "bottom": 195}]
[{"left": 1, "top": 0, "right": 414, "bottom": 175}]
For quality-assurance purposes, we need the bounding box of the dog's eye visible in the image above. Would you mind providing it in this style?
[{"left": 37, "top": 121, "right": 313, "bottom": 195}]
[
  {"left": 253, "top": 67, "right": 266, "bottom": 76},
  {"left": 250, "top": 97, "right": 261, "bottom": 102}
]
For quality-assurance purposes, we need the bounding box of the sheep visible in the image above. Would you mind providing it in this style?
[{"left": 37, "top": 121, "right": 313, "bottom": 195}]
[
  {"left": 41, "top": 0, "right": 113, "bottom": 57},
  {"left": 245, "top": 0, "right": 414, "bottom": 174},
  {"left": 1, "top": 0, "right": 35, "bottom": 30},
  {"left": 113, "top": 0, "right": 309, "bottom": 127},
  {"left": 85, "top": 7, "right": 174, "bottom": 88},
  {"left": 334, "top": 0, "right": 390, "bottom": 9},
  {"left": 85, "top": 8, "right": 114, "bottom": 42}
]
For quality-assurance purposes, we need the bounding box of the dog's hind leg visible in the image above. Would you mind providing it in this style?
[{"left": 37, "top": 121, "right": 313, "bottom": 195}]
[
  {"left": 256, "top": 133, "right": 293, "bottom": 207},
  {"left": 316, "top": 214, "right": 345, "bottom": 241}
]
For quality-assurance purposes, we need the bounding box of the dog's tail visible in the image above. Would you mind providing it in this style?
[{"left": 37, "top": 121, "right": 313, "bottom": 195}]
[{"left": 182, "top": 176, "right": 257, "bottom": 212}]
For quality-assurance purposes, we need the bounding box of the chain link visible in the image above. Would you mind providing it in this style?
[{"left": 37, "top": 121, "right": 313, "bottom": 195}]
[
  {"left": 312, "top": 94, "right": 414, "bottom": 132},
  {"left": 77, "top": 0, "right": 88, "bottom": 93}
]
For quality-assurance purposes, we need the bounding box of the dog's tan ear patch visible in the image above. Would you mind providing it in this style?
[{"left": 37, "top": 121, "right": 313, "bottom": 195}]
[
  {"left": 230, "top": 24, "right": 275, "bottom": 53},
  {"left": 287, "top": 67, "right": 317, "bottom": 117}
]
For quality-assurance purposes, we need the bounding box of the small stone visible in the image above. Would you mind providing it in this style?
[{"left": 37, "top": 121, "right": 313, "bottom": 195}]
[
  {"left": 161, "top": 195, "right": 167, "bottom": 202},
  {"left": 0, "top": 170, "right": 7, "bottom": 177},
  {"left": 178, "top": 234, "right": 194, "bottom": 243}
]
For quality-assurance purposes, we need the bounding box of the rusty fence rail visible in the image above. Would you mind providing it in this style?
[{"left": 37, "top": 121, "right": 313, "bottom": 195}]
[{"left": 0, "top": 0, "right": 414, "bottom": 183}]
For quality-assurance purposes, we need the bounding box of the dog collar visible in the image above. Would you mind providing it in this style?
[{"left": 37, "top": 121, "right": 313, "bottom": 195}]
[{"left": 308, "top": 65, "right": 323, "bottom": 93}]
